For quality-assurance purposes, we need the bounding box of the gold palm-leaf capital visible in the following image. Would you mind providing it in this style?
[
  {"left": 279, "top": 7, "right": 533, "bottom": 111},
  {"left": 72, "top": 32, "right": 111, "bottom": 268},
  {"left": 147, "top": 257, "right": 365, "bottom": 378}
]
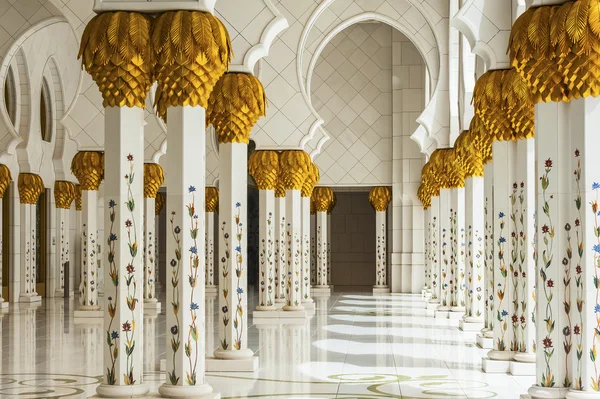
[
  {"left": 155, "top": 192, "right": 165, "bottom": 216},
  {"left": 54, "top": 181, "right": 76, "bottom": 209},
  {"left": 328, "top": 192, "right": 337, "bottom": 215},
  {"left": 301, "top": 163, "right": 319, "bottom": 198},
  {"left": 74, "top": 184, "right": 82, "bottom": 211},
  {"left": 78, "top": 12, "right": 154, "bottom": 108},
  {"left": 369, "top": 186, "right": 392, "bottom": 212},
  {"left": 0, "top": 164, "right": 12, "bottom": 199},
  {"left": 279, "top": 150, "right": 311, "bottom": 191},
  {"left": 249, "top": 150, "right": 279, "bottom": 191},
  {"left": 18, "top": 173, "right": 44, "bottom": 205},
  {"left": 312, "top": 187, "right": 333, "bottom": 213},
  {"left": 71, "top": 151, "right": 104, "bottom": 191},
  {"left": 144, "top": 163, "right": 165, "bottom": 198},
  {"left": 152, "top": 11, "right": 233, "bottom": 122},
  {"left": 208, "top": 72, "right": 266, "bottom": 144},
  {"left": 205, "top": 187, "right": 219, "bottom": 212}
]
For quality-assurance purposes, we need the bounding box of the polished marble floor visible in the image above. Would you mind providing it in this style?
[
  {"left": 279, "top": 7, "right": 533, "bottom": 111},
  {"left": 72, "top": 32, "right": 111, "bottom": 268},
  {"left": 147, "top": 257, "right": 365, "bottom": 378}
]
[{"left": 0, "top": 292, "right": 532, "bottom": 398}]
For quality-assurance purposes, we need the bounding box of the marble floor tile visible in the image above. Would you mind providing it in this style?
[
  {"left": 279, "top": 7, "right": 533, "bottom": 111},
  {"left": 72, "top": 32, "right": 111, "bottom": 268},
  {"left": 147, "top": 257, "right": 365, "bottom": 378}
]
[{"left": 0, "top": 292, "right": 532, "bottom": 398}]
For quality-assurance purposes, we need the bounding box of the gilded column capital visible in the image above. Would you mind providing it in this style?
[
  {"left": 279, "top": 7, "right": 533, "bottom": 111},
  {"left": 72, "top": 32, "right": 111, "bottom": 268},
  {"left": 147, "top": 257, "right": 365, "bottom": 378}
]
[
  {"left": 155, "top": 192, "right": 165, "bottom": 216},
  {"left": 54, "top": 181, "right": 76, "bottom": 209},
  {"left": 311, "top": 187, "right": 333, "bottom": 213},
  {"left": 418, "top": 184, "right": 431, "bottom": 210},
  {"left": 473, "top": 70, "right": 514, "bottom": 142},
  {"left": 152, "top": 11, "right": 232, "bottom": 121},
  {"left": 279, "top": 150, "right": 311, "bottom": 191},
  {"left": 327, "top": 192, "right": 337, "bottom": 215},
  {"left": 208, "top": 72, "right": 266, "bottom": 144},
  {"left": 369, "top": 187, "right": 392, "bottom": 212},
  {"left": 74, "top": 184, "right": 82, "bottom": 211},
  {"left": 301, "top": 163, "right": 320, "bottom": 198},
  {"left": 18, "top": 173, "right": 44, "bottom": 205},
  {"left": 78, "top": 12, "right": 154, "bottom": 108},
  {"left": 503, "top": 69, "right": 534, "bottom": 141},
  {"left": 0, "top": 164, "right": 12, "bottom": 199},
  {"left": 71, "top": 151, "right": 104, "bottom": 191},
  {"left": 144, "top": 163, "right": 165, "bottom": 198},
  {"left": 310, "top": 200, "right": 316, "bottom": 215},
  {"left": 470, "top": 115, "right": 493, "bottom": 165},
  {"left": 249, "top": 150, "right": 279, "bottom": 191},
  {"left": 446, "top": 149, "right": 465, "bottom": 189},
  {"left": 205, "top": 187, "right": 219, "bottom": 213}
]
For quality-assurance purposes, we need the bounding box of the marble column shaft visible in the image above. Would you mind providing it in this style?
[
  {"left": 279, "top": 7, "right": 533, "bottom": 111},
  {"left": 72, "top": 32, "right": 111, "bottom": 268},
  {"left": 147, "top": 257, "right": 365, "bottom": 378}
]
[{"left": 464, "top": 176, "right": 484, "bottom": 322}]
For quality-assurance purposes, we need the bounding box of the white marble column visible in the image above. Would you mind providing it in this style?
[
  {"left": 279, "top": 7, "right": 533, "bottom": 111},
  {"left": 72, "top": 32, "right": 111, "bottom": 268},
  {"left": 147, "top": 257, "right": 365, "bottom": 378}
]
[
  {"left": 143, "top": 163, "right": 164, "bottom": 312},
  {"left": 249, "top": 150, "right": 278, "bottom": 311},
  {"left": 565, "top": 96, "right": 600, "bottom": 398},
  {"left": 301, "top": 195, "right": 313, "bottom": 306},
  {"left": 429, "top": 196, "right": 441, "bottom": 304},
  {"left": 143, "top": 196, "right": 158, "bottom": 309},
  {"left": 18, "top": 174, "right": 43, "bottom": 303},
  {"left": 438, "top": 188, "right": 452, "bottom": 310},
  {"left": 374, "top": 211, "right": 388, "bottom": 288},
  {"left": 154, "top": 192, "right": 164, "bottom": 293},
  {"left": 310, "top": 211, "right": 316, "bottom": 286},
  {"left": 210, "top": 72, "right": 265, "bottom": 369},
  {"left": 99, "top": 106, "right": 147, "bottom": 397},
  {"left": 54, "top": 181, "right": 75, "bottom": 298},
  {"left": 370, "top": 186, "right": 392, "bottom": 294},
  {"left": 0, "top": 167, "right": 9, "bottom": 307},
  {"left": 315, "top": 211, "right": 328, "bottom": 288},
  {"left": 487, "top": 140, "right": 517, "bottom": 363},
  {"left": 256, "top": 189, "right": 276, "bottom": 310},
  {"left": 205, "top": 210, "right": 215, "bottom": 289},
  {"left": 275, "top": 192, "right": 286, "bottom": 304},
  {"left": 80, "top": 189, "right": 100, "bottom": 310},
  {"left": 527, "top": 101, "right": 571, "bottom": 399},
  {"left": 279, "top": 151, "right": 312, "bottom": 311},
  {"left": 312, "top": 187, "right": 333, "bottom": 294},
  {"left": 74, "top": 185, "right": 82, "bottom": 295},
  {"left": 512, "top": 138, "right": 536, "bottom": 369},
  {"left": 160, "top": 106, "right": 210, "bottom": 396},
  {"left": 483, "top": 163, "right": 494, "bottom": 339},
  {"left": 327, "top": 195, "right": 335, "bottom": 287},
  {"left": 463, "top": 176, "right": 485, "bottom": 325},
  {"left": 205, "top": 187, "right": 218, "bottom": 295},
  {"left": 451, "top": 187, "right": 466, "bottom": 314}
]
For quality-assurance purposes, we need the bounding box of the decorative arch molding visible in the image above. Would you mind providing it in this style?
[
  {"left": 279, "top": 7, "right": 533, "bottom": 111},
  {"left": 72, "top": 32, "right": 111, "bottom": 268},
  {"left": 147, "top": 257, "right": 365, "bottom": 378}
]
[
  {"left": 296, "top": 0, "right": 450, "bottom": 159},
  {"left": 0, "top": 17, "right": 80, "bottom": 181},
  {"left": 451, "top": 0, "right": 512, "bottom": 70},
  {"left": 229, "top": 0, "right": 289, "bottom": 74}
]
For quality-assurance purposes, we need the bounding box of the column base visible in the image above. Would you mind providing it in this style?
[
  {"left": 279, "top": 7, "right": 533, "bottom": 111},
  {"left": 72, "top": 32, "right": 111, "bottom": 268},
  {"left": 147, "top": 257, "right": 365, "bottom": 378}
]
[
  {"left": 528, "top": 386, "right": 569, "bottom": 399},
  {"left": 565, "top": 389, "right": 600, "bottom": 399},
  {"left": 312, "top": 287, "right": 331, "bottom": 296},
  {"left": 19, "top": 294, "right": 41, "bottom": 303},
  {"left": 448, "top": 310, "right": 464, "bottom": 320},
  {"left": 158, "top": 383, "right": 218, "bottom": 399},
  {"left": 459, "top": 320, "right": 484, "bottom": 331},
  {"left": 206, "top": 355, "right": 259, "bottom": 372},
  {"left": 253, "top": 309, "right": 309, "bottom": 319},
  {"left": 95, "top": 383, "right": 150, "bottom": 398},
  {"left": 436, "top": 305, "right": 451, "bottom": 311},
  {"left": 435, "top": 309, "right": 450, "bottom": 319},
  {"left": 484, "top": 329, "right": 493, "bottom": 338},
  {"left": 482, "top": 357, "right": 511, "bottom": 373},
  {"left": 255, "top": 305, "right": 278, "bottom": 311},
  {"left": 0, "top": 300, "right": 8, "bottom": 310},
  {"left": 275, "top": 298, "right": 286, "bottom": 304},
  {"left": 424, "top": 292, "right": 432, "bottom": 301},
  {"left": 301, "top": 300, "right": 315, "bottom": 310},
  {"left": 426, "top": 301, "right": 439, "bottom": 311},
  {"left": 205, "top": 285, "right": 218, "bottom": 295},
  {"left": 509, "top": 360, "right": 536, "bottom": 376},
  {"left": 476, "top": 334, "right": 493, "bottom": 349},
  {"left": 55, "top": 289, "right": 64, "bottom": 297},
  {"left": 373, "top": 286, "right": 390, "bottom": 295},
  {"left": 143, "top": 299, "right": 161, "bottom": 313},
  {"left": 282, "top": 304, "right": 305, "bottom": 311},
  {"left": 74, "top": 308, "right": 103, "bottom": 319},
  {"left": 513, "top": 352, "right": 536, "bottom": 363},
  {"left": 488, "top": 350, "right": 514, "bottom": 361}
]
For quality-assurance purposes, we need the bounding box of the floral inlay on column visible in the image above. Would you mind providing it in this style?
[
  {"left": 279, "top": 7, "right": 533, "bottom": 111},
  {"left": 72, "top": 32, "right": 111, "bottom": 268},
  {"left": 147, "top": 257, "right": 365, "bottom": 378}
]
[
  {"left": 573, "top": 149, "right": 584, "bottom": 390},
  {"left": 496, "top": 211, "right": 509, "bottom": 351},
  {"left": 143, "top": 163, "right": 164, "bottom": 305},
  {"left": 510, "top": 183, "right": 520, "bottom": 353},
  {"left": 369, "top": 187, "right": 392, "bottom": 290},
  {"left": 540, "top": 158, "right": 555, "bottom": 388}
]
